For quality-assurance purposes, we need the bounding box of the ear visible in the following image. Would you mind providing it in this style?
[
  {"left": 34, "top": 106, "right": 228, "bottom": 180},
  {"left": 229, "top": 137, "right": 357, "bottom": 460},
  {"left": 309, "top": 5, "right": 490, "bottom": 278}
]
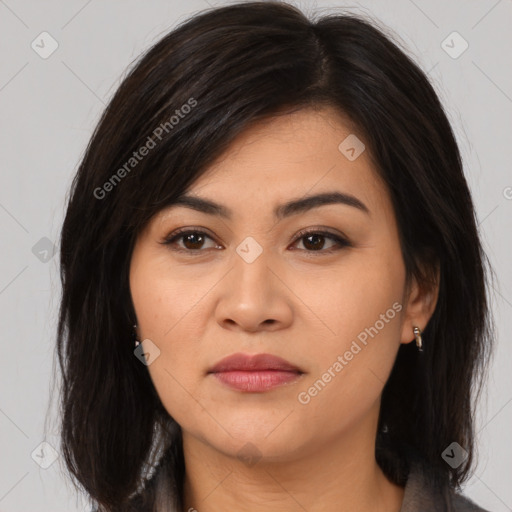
[{"left": 400, "top": 261, "right": 440, "bottom": 345}]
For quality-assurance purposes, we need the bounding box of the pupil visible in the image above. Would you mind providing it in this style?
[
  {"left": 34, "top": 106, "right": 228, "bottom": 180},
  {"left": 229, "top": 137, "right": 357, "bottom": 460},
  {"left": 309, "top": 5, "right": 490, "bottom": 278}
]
[
  {"left": 304, "top": 234, "right": 324, "bottom": 250},
  {"left": 185, "top": 233, "right": 203, "bottom": 249}
]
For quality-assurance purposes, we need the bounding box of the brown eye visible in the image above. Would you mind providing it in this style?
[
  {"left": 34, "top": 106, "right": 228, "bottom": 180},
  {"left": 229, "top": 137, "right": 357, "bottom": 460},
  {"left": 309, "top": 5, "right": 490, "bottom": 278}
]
[
  {"left": 301, "top": 233, "right": 328, "bottom": 251},
  {"left": 292, "top": 229, "right": 351, "bottom": 254},
  {"left": 181, "top": 232, "right": 207, "bottom": 250},
  {"left": 161, "top": 229, "right": 220, "bottom": 253}
]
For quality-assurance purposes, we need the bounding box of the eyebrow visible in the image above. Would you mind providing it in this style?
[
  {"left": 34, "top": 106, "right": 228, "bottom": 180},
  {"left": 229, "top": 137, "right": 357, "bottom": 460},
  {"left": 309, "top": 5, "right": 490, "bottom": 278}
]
[{"left": 168, "top": 191, "right": 370, "bottom": 220}]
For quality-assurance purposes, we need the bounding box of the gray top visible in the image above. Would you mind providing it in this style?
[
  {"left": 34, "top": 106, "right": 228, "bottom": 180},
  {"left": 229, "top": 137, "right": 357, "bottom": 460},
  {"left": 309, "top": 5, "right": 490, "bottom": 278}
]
[{"left": 400, "top": 460, "right": 489, "bottom": 512}]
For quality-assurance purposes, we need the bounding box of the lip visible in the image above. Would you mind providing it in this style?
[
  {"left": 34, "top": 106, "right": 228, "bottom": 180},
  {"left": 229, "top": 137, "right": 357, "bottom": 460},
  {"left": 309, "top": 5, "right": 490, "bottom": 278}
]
[
  {"left": 208, "top": 353, "right": 304, "bottom": 392},
  {"left": 209, "top": 352, "right": 302, "bottom": 373}
]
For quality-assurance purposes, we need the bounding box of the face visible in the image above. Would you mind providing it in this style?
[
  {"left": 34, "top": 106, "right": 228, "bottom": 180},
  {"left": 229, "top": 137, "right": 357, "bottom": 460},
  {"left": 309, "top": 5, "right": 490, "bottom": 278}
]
[{"left": 129, "top": 107, "right": 435, "bottom": 464}]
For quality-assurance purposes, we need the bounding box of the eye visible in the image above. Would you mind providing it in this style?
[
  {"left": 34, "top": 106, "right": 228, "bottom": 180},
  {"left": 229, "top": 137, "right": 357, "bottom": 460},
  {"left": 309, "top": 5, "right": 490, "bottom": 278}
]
[
  {"left": 291, "top": 228, "right": 351, "bottom": 254},
  {"left": 161, "top": 228, "right": 220, "bottom": 253},
  {"left": 160, "top": 227, "right": 351, "bottom": 255}
]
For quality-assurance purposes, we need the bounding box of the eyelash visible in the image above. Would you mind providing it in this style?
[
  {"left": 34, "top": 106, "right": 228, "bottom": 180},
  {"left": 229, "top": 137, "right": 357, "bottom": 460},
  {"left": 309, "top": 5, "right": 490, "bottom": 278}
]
[{"left": 160, "top": 227, "right": 351, "bottom": 256}]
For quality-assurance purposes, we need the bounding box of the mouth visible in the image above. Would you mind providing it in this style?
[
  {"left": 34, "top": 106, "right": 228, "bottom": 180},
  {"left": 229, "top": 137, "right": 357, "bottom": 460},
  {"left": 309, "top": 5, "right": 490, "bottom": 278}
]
[{"left": 208, "top": 353, "right": 304, "bottom": 392}]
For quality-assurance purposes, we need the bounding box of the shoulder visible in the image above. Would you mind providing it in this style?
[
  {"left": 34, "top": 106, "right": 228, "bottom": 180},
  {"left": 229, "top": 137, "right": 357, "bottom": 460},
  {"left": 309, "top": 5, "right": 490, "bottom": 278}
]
[
  {"left": 401, "top": 459, "right": 490, "bottom": 512},
  {"left": 451, "top": 492, "right": 490, "bottom": 512}
]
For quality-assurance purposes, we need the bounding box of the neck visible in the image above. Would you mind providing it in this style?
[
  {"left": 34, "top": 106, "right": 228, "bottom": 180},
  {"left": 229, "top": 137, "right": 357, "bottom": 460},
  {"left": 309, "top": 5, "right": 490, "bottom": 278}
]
[{"left": 180, "top": 414, "right": 404, "bottom": 512}]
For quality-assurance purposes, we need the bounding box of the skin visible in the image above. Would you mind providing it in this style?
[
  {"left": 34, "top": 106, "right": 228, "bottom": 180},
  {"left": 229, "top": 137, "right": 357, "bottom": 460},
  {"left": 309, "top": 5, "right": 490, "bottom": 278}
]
[{"left": 129, "top": 107, "right": 439, "bottom": 512}]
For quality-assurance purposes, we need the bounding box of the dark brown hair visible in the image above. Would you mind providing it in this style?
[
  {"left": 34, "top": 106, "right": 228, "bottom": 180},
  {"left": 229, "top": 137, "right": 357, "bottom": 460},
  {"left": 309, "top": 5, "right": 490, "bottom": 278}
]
[{"left": 56, "top": 2, "right": 495, "bottom": 510}]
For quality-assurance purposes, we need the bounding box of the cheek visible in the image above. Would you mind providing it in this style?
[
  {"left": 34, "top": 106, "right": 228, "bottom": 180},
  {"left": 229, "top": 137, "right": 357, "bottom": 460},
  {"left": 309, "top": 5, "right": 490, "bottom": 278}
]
[
  {"left": 292, "top": 255, "right": 404, "bottom": 412},
  {"left": 130, "top": 250, "right": 209, "bottom": 340},
  {"left": 129, "top": 251, "right": 195, "bottom": 408},
  {"left": 130, "top": 270, "right": 203, "bottom": 376},
  {"left": 290, "top": 251, "right": 404, "bottom": 350},
  {"left": 131, "top": 285, "right": 207, "bottom": 429}
]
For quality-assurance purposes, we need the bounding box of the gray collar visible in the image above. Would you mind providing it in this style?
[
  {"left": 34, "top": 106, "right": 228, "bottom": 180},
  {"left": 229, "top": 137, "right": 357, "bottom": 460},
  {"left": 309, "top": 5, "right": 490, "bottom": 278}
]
[{"left": 400, "top": 461, "right": 489, "bottom": 512}]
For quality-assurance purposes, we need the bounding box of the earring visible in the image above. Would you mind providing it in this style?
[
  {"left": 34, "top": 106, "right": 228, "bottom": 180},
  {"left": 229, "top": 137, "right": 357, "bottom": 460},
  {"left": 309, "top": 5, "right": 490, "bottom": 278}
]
[
  {"left": 413, "top": 326, "right": 423, "bottom": 352},
  {"left": 133, "top": 324, "right": 141, "bottom": 347}
]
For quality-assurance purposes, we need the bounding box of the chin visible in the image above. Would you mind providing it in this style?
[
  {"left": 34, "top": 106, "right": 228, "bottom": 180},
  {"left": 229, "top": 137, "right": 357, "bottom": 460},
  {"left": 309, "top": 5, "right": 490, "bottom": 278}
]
[{"left": 199, "top": 414, "right": 306, "bottom": 460}]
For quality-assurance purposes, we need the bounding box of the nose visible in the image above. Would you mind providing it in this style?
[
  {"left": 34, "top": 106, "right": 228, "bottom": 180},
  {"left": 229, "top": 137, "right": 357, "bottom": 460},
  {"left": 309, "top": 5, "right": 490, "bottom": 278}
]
[{"left": 214, "top": 248, "right": 293, "bottom": 333}]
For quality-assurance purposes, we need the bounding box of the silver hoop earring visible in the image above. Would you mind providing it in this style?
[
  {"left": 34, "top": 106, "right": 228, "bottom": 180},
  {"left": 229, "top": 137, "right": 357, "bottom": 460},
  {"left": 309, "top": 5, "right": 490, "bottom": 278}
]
[{"left": 413, "top": 326, "right": 423, "bottom": 352}]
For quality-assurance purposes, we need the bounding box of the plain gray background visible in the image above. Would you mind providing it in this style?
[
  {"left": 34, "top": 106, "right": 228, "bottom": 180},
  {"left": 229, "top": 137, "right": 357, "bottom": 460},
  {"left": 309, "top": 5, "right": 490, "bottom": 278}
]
[{"left": 0, "top": 0, "right": 511, "bottom": 510}]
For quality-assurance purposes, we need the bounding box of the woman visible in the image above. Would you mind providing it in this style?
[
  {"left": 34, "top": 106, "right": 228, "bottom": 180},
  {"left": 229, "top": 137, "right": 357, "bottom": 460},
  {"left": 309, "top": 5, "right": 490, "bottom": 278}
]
[{"left": 56, "top": 2, "right": 495, "bottom": 511}]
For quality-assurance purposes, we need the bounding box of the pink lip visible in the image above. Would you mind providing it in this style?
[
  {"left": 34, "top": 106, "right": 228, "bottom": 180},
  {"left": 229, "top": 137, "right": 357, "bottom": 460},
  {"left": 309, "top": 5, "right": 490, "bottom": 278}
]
[{"left": 208, "top": 353, "right": 304, "bottom": 392}]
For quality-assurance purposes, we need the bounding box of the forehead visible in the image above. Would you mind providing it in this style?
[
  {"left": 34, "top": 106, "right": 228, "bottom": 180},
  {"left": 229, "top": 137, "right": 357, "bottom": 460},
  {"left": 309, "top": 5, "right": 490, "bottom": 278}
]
[
  {"left": 189, "top": 108, "right": 384, "bottom": 195},
  {"left": 184, "top": 107, "right": 386, "bottom": 213}
]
